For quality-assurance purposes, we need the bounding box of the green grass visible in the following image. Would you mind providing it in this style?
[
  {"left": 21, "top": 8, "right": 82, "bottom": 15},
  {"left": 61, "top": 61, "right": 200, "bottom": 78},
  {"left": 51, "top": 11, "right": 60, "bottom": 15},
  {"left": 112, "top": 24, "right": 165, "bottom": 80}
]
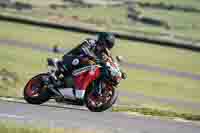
[
  {"left": 119, "top": 96, "right": 200, "bottom": 115},
  {"left": 0, "top": 44, "right": 61, "bottom": 97},
  {"left": 60, "top": 6, "right": 128, "bottom": 24},
  {"left": 0, "top": 20, "right": 200, "bottom": 75},
  {"left": 1, "top": 1, "right": 200, "bottom": 40},
  {"left": 119, "top": 68, "right": 200, "bottom": 103},
  {"left": 0, "top": 8, "right": 47, "bottom": 20},
  {"left": 141, "top": 0, "right": 200, "bottom": 9},
  {"left": 0, "top": 20, "right": 88, "bottom": 48},
  {"left": 16, "top": 0, "right": 200, "bottom": 10},
  {"left": 15, "top": 0, "right": 63, "bottom": 6},
  {"left": 0, "top": 120, "right": 103, "bottom": 133},
  {"left": 139, "top": 8, "right": 200, "bottom": 40},
  {"left": 112, "top": 106, "right": 200, "bottom": 121},
  {"left": 114, "top": 39, "right": 200, "bottom": 75},
  {"left": 0, "top": 5, "right": 129, "bottom": 30}
]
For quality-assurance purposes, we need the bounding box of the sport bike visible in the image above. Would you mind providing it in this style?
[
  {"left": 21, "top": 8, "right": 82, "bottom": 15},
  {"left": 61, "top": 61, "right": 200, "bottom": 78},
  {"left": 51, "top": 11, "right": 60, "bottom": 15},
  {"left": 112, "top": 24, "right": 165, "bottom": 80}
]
[{"left": 23, "top": 55, "right": 125, "bottom": 112}]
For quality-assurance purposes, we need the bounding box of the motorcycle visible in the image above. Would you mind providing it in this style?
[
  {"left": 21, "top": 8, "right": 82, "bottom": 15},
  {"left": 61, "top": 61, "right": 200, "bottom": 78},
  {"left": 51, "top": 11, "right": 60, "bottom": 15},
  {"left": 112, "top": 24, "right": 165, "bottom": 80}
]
[{"left": 23, "top": 55, "right": 125, "bottom": 112}]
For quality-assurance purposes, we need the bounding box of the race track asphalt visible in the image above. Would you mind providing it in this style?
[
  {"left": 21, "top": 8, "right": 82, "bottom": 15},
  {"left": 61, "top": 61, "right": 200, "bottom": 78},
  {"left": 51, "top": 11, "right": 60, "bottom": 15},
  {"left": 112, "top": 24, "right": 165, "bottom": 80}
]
[{"left": 0, "top": 100, "right": 200, "bottom": 133}]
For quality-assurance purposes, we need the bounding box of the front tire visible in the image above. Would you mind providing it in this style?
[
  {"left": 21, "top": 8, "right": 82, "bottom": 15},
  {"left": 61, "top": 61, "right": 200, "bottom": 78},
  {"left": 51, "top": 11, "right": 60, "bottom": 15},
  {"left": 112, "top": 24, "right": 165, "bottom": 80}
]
[
  {"left": 23, "top": 73, "right": 51, "bottom": 104},
  {"left": 85, "top": 82, "right": 118, "bottom": 112}
]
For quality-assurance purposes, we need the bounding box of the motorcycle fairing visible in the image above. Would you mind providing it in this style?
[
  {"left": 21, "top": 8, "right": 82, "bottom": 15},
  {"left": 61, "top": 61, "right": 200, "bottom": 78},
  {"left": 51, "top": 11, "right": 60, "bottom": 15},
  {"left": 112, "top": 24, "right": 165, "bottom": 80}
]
[{"left": 73, "top": 65, "right": 101, "bottom": 91}]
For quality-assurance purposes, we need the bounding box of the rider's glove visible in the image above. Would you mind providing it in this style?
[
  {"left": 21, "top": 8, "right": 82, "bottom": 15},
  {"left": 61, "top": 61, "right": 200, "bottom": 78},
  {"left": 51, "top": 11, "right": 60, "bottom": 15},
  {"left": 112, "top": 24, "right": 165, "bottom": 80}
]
[
  {"left": 121, "top": 71, "right": 127, "bottom": 80},
  {"left": 88, "top": 60, "right": 96, "bottom": 65},
  {"left": 81, "top": 57, "right": 96, "bottom": 65}
]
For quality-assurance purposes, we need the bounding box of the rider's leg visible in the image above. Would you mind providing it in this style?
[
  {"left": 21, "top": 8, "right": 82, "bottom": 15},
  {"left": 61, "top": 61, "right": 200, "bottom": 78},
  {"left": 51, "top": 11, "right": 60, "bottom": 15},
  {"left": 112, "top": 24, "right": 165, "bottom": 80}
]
[
  {"left": 61, "top": 56, "right": 99, "bottom": 100},
  {"left": 56, "top": 56, "right": 81, "bottom": 99},
  {"left": 62, "top": 55, "right": 81, "bottom": 73}
]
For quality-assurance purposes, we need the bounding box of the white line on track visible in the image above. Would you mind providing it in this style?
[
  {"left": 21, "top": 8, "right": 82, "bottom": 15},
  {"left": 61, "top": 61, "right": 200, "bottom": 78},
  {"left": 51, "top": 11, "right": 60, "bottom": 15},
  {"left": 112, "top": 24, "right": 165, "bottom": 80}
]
[
  {"left": 0, "top": 113, "right": 25, "bottom": 119},
  {"left": 0, "top": 97, "right": 24, "bottom": 103}
]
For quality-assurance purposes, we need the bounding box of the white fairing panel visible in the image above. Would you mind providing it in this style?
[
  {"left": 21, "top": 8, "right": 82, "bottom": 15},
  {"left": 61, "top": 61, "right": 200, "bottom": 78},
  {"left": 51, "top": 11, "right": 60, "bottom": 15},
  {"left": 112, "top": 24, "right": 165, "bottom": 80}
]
[
  {"left": 75, "top": 90, "right": 86, "bottom": 99},
  {"left": 59, "top": 88, "right": 75, "bottom": 100}
]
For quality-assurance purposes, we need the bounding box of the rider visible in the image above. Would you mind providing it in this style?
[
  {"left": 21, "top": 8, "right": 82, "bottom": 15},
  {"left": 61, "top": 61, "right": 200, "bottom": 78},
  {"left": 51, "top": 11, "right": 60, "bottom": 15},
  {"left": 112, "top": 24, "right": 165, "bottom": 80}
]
[
  {"left": 65, "top": 32, "right": 115, "bottom": 63},
  {"left": 57, "top": 32, "right": 126, "bottom": 100}
]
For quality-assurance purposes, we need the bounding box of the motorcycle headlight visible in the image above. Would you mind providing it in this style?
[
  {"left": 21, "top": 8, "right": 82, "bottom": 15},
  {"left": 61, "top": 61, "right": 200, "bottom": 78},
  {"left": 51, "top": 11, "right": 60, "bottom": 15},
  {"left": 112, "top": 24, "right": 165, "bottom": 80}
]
[{"left": 110, "top": 66, "right": 121, "bottom": 77}]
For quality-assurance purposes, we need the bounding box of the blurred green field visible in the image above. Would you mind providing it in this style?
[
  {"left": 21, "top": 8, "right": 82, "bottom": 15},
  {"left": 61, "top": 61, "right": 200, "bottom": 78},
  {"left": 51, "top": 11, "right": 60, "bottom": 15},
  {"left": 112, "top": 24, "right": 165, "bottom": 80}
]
[
  {"left": 0, "top": 45, "right": 57, "bottom": 96},
  {"left": 120, "top": 68, "right": 200, "bottom": 102},
  {"left": 15, "top": 0, "right": 63, "bottom": 6},
  {"left": 1, "top": 0, "right": 200, "bottom": 40},
  {"left": 141, "top": 0, "right": 200, "bottom": 9},
  {"left": 139, "top": 8, "right": 200, "bottom": 40},
  {"left": 120, "top": 96, "right": 200, "bottom": 115},
  {"left": 15, "top": 0, "right": 200, "bottom": 9},
  {"left": 0, "top": 21, "right": 200, "bottom": 75},
  {"left": 0, "top": 120, "right": 100, "bottom": 133}
]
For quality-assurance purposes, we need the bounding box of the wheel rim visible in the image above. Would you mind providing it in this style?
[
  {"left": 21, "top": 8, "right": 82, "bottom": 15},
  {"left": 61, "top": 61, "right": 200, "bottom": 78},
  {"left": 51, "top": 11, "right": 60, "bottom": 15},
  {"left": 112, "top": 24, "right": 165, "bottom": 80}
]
[
  {"left": 87, "top": 84, "right": 114, "bottom": 108},
  {"left": 26, "top": 78, "right": 43, "bottom": 98}
]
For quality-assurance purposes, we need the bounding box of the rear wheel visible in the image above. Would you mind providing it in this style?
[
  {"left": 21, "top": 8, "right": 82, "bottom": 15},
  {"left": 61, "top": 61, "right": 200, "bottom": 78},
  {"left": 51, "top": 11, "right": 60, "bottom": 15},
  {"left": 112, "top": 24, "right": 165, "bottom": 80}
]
[
  {"left": 24, "top": 73, "right": 51, "bottom": 104},
  {"left": 85, "top": 81, "right": 118, "bottom": 112}
]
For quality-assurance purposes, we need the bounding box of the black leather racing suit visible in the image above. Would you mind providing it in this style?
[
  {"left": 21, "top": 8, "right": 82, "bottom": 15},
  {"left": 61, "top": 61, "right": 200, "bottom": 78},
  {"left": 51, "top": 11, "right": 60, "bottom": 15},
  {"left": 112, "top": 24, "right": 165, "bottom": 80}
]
[
  {"left": 62, "top": 38, "right": 105, "bottom": 73},
  {"left": 61, "top": 38, "right": 126, "bottom": 80}
]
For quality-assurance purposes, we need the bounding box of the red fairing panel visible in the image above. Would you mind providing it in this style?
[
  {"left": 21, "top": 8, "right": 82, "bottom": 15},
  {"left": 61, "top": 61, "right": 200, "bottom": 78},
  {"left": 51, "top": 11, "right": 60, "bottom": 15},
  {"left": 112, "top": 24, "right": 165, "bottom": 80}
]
[{"left": 74, "top": 67, "right": 101, "bottom": 90}]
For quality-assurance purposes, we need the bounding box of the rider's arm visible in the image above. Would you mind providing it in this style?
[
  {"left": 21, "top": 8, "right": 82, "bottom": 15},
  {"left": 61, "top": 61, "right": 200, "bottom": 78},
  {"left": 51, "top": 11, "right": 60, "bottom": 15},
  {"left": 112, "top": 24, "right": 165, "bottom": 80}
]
[
  {"left": 70, "top": 38, "right": 97, "bottom": 65},
  {"left": 79, "top": 39, "right": 96, "bottom": 58},
  {"left": 65, "top": 38, "right": 94, "bottom": 55}
]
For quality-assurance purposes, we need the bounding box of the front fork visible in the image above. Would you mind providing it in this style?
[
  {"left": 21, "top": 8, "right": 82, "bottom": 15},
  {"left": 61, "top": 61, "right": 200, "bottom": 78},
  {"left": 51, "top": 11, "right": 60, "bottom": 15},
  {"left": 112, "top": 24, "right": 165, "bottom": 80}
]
[{"left": 92, "top": 80, "right": 105, "bottom": 97}]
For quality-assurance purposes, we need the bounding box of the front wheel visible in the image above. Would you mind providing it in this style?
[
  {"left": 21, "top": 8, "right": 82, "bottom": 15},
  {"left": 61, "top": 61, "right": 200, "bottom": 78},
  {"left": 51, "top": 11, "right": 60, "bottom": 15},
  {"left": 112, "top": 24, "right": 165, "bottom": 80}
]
[
  {"left": 85, "top": 82, "right": 118, "bottom": 112},
  {"left": 23, "top": 73, "right": 51, "bottom": 104}
]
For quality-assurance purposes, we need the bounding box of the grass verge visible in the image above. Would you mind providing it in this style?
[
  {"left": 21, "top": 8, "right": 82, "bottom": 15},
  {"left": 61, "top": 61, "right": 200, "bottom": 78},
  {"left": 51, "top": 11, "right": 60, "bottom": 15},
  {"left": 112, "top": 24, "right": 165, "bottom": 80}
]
[
  {"left": 112, "top": 106, "right": 200, "bottom": 121},
  {"left": 0, "top": 120, "right": 104, "bottom": 133},
  {"left": 1, "top": 1, "right": 200, "bottom": 40},
  {"left": 141, "top": 0, "right": 200, "bottom": 9},
  {"left": 120, "top": 68, "right": 200, "bottom": 103},
  {"left": 119, "top": 96, "right": 200, "bottom": 115}
]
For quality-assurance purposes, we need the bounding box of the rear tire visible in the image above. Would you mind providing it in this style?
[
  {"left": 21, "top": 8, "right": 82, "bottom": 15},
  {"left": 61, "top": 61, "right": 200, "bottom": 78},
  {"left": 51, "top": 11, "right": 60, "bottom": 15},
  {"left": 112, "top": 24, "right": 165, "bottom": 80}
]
[{"left": 23, "top": 73, "right": 51, "bottom": 104}]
